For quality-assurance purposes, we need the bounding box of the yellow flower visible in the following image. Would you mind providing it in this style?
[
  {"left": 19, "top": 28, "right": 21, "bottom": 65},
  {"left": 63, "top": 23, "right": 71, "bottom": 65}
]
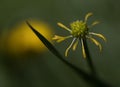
[{"left": 52, "top": 12, "right": 106, "bottom": 58}]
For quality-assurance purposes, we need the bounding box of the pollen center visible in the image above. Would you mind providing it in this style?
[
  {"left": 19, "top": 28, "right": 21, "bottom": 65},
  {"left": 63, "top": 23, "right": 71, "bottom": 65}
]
[{"left": 70, "top": 20, "right": 88, "bottom": 37}]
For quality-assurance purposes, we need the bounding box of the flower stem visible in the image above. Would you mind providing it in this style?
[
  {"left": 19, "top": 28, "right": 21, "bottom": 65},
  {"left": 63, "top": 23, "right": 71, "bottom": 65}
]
[{"left": 81, "top": 37, "right": 96, "bottom": 75}]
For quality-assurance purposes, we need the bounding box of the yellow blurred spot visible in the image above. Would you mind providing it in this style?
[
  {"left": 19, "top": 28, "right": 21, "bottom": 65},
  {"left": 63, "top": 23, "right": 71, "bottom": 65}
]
[{"left": 2, "top": 20, "right": 53, "bottom": 56}]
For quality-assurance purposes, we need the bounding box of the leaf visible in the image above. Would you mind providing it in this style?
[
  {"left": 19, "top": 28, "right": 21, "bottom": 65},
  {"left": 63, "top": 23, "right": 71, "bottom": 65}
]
[
  {"left": 26, "top": 21, "right": 64, "bottom": 59},
  {"left": 26, "top": 21, "right": 87, "bottom": 75},
  {"left": 26, "top": 21, "right": 111, "bottom": 87}
]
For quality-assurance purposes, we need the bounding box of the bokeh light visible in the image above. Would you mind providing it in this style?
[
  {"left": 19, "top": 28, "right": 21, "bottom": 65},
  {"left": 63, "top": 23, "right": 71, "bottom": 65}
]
[{"left": 0, "top": 19, "right": 53, "bottom": 56}]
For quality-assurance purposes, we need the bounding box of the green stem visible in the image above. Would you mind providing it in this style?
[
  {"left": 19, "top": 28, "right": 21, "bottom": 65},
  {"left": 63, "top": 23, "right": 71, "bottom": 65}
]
[{"left": 82, "top": 37, "right": 96, "bottom": 75}]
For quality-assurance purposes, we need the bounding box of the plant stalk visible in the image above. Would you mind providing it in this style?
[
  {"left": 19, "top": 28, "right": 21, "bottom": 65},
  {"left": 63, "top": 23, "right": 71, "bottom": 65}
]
[{"left": 81, "top": 37, "right": 96, "bottom": 75}]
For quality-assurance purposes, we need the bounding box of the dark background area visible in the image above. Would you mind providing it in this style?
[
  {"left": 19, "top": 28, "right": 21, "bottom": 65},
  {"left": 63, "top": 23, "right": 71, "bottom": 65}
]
[{"left": 0, "top": 0, "right": 120, "bottom": 87}]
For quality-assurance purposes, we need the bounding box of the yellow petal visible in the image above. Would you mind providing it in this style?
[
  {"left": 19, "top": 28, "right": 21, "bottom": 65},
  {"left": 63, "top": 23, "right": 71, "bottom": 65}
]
[
  {"left": 52, "top": 35, "right": 72, "bottom": 43},
  {"left": 89, "top": 32, "right": 106, "bottom": 42},
  {"left": 65, "top": 38, "right": 76, "bottom": 57},
  {"left": 84, "top": 12, "right": 93, "bottom": 22},
  {"left": 81, "top": 39, "right": 86, "bottom": 58},
  {"left": 65, "top": 47, "right": 70, "bottom": 57},
  {"left": 72, "top": 39, "right": 79, "bottom": 51},
  {"left": 91, "top": 21, "right": 100, "bottom": 26},
  {"left": 52, "top": 35, "right": 64, "bottom": 42},
  {"left": 89, "top": 37, "right": 102, "bottom": 51},
  {"left": 52, "top": 35, "right": 60, "bottom": 40},
  {"left": 57, "top": 22, "right": 72, "bottom": 32}
]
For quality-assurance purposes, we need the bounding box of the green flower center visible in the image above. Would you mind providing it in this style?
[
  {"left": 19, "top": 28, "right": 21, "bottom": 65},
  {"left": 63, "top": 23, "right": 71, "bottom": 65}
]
[{"left": 70, "top": 20, "right": 88, "bottom": 37}]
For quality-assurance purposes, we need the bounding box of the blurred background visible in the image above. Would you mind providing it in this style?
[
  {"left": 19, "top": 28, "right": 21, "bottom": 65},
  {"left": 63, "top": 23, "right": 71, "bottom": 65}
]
[{"left": 0, "top": 0, "right": 120, "bottom": 87}]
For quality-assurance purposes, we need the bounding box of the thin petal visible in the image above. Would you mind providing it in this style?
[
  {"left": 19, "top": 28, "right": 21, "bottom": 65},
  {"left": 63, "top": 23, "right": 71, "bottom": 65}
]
[
  {"left": 89, "top": 32, "right": 106, "bottom": 42},
  {"left": 90, "top": 21, "right": 100, "bottom": 27},
  {"left": 81, "top": 38, "right": 86, "bottom": 58},
  {"left": 88, "top": 36, "right": 102, "bottom": 51},
  {"left": 52, "top": 35, "right": 72, "bottom": 43},
  {"left": 57, "top": 22, "right": 72, "bottom": 32},
  {"left": 72, "top": 39, "right": 79, "bottom": 51},
  {"left": 84, "top": 12, "right": 93, "bottom": 22},
  {"left": 65, "top": 38, "right": 76, "bottom": 57}
]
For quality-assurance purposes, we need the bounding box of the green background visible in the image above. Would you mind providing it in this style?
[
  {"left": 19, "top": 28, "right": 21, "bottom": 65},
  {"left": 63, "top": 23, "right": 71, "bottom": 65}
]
[{"left": 0, "top": 0, "right": 120, "bottom": 87}]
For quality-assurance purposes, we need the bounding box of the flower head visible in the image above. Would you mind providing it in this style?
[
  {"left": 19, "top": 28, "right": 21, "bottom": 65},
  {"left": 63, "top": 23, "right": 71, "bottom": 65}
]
[{"left": 52, "top": 12, "right": 106, "bottom": 58}]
